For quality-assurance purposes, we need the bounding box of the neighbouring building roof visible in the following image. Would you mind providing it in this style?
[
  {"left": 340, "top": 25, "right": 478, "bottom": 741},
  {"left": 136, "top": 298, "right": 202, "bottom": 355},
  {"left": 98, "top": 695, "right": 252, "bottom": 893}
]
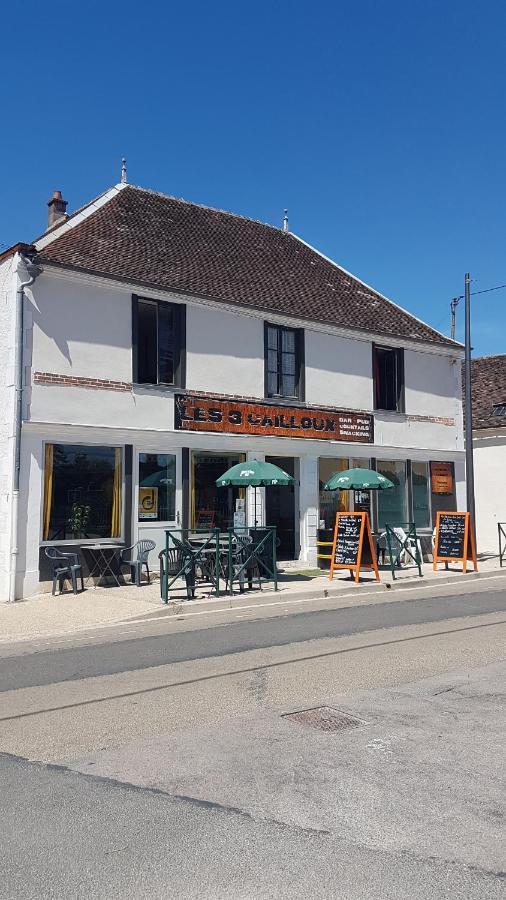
[
  {"left": 469, "top": 354, "right": 506, "bottom": 430},
  {"left": 36, "top": 183, "right": 459, "bottom": 348}
]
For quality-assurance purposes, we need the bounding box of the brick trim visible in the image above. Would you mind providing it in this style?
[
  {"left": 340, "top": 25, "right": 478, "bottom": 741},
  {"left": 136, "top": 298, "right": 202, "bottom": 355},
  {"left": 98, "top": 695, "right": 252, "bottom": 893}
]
[
  {"left": 31, "top": 377, "right": 456, "bottom": 424},
  {"left": 34, "top": 372, "right": 132, "bottom": 392},
  {"left": 405, "top": 414, "right": 455, "bottom": 426},
  {"left": 181, "top": 389, "right": 455, "bottom": 425}
]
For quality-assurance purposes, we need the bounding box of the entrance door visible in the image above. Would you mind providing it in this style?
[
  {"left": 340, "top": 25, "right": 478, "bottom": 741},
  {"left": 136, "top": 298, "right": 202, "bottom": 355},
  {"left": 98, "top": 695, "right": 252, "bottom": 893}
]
[
  {"left": 136, "top": 449, "right": 181, "bottom": 560},
  {"left": 265, "top": 456, "right": 296, "bottom": 560}
]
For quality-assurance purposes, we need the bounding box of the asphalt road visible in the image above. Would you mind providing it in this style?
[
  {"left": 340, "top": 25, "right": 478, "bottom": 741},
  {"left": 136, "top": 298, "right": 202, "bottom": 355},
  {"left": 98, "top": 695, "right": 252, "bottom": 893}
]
[
  {"left": 1, "top": 588, "right": 504, "bottom": 692},
  {"left": 1, "top": 750, "right": 504, "bottom": 900},
  {"left": 1, "top": 586, "right": 505, "bottom": 899}
]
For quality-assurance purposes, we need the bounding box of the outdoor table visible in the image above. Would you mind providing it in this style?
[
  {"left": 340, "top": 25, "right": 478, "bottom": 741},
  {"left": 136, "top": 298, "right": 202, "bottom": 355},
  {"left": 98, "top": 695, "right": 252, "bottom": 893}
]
[
  {"left": 190, "top": 537, "right": 231, "bottom": 581},
  {"left": 83, "top": 543, "right": 125, "bottom": 587}
]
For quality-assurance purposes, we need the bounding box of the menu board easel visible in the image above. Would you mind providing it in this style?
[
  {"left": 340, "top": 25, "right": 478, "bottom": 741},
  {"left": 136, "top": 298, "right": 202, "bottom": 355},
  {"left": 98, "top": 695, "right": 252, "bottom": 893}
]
[
  {"left": 329, "top": 512, "right": 380, "bottom": 583},
  {"left": 433, "top": 511, "right": 478, "bottom": 573}
]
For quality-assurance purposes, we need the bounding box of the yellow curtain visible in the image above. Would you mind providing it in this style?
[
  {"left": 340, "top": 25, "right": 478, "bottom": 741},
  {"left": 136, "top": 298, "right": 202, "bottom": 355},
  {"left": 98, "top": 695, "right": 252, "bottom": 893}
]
[
  {"left": 337, "top": 459, "right": 350, "bottom": 512},
  {"left": 42, "top": 444, "right": 54, "bottom": 540},
  {"left": 111, "top": 448, "right": 122, "bottom": 537}
]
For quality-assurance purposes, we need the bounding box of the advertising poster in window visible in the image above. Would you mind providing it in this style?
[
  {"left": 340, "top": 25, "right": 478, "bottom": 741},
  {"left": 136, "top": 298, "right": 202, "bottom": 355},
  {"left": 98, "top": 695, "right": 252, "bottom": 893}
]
[
  {"left": 430, "top": 462, "right": 453, "bottom": 495},
  {"left": 138, "top": 487, "right": 158, "bottom": 519}
]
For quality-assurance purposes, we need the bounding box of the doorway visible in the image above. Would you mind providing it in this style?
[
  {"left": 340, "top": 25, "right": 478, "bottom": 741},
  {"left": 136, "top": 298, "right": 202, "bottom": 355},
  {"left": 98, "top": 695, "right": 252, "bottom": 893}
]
[
  {"left": 265, "top": 456, "right": 297, "bottom": 560},
  {"left": 191, "top": 452, "right": 245, "bottom": 531},
  {"left": 136, "top": 449, "right": 181, "bottom": 560}
]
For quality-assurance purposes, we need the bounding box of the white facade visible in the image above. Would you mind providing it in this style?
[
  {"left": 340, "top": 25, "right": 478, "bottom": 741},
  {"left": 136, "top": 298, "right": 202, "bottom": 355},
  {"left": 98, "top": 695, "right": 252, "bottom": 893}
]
[
  {"left": 0, "top": 254, "right": 19, "bottom": 599},
  {"left": 473, "top": 430, "right": 506, "bottom": 553},
  {"left": 0, "top": 256, "right": 466, "bottom": 601}
]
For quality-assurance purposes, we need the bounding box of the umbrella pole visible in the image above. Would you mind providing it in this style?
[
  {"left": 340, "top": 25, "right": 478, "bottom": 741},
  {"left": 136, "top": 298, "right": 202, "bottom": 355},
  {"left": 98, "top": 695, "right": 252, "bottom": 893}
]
[{"left": 254, "top": 486, "right": 258, "bottom": 528}]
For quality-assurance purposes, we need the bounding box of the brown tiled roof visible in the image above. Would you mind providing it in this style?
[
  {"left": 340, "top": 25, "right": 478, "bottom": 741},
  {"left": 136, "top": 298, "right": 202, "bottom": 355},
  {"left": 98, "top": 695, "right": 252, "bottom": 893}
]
[
  {"left": 37, "top": 184, "right": 458, "bottom": 347},
  {"left": 469, "top": 355, "right": 506, "bottom": 430}
]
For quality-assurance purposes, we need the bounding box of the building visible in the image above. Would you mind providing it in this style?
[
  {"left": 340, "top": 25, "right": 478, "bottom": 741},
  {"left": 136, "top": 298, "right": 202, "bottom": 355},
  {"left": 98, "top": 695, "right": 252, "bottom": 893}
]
[
  {"left": 470, "top": 354, "right": 506, "bottom": 553},
  {"left": 0, "top": 182, "right": 465, "bottom": 600}
]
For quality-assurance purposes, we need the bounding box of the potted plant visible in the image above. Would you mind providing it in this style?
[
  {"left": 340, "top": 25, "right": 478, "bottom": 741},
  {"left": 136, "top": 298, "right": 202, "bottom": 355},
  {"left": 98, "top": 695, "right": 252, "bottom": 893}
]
[{"left": 67, "top": 503, "right": 91, "bottom": 538}]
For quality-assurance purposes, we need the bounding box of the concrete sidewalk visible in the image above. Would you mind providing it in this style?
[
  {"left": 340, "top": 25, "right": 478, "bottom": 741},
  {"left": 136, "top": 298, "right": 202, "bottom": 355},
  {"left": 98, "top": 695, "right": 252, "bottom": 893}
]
[{"left": 0, "top": 556, "right": 504, "bottom": 645}]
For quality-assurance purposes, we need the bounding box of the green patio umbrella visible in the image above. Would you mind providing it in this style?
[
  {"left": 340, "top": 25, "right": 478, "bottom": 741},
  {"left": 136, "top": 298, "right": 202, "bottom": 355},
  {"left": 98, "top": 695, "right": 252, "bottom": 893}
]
[
  {"left": 216, "top": 459, "right": 294, "bottom": 527},
  {"left": 140, "top": 471, "right": 174, "bottom": 488},
  {"left": 323, "top": 467, "right": 394, "bottom": 491}
]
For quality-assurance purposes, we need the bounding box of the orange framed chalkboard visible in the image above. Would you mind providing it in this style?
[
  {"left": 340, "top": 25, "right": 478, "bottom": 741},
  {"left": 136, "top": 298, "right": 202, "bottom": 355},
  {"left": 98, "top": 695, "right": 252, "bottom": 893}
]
[
  {"left": 329, "top": 512, "right": 380, "bottom": 583},
  {"left": 433, "top": 511, "right": 477, "bottom": 573}
]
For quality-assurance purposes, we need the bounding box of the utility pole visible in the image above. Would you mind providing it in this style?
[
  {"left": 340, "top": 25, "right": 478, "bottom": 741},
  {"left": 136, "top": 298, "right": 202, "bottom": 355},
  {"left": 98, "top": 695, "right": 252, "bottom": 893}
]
[
  {"left": 450, "top": 297, "right": 459, "bottom": 340},
  {"left": 464, "top": 272, "right": 476, "bottom": 542}
]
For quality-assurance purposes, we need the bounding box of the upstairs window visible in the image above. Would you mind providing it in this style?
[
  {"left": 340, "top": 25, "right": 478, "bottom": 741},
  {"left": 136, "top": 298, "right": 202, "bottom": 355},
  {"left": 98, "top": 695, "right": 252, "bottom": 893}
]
[
  {"left": 373, "top": 345, "right": 404, "bottom": 412},
  {"left": 132, "top": 296, "right": 185, "bottom": 386},
  {"left": 265, "top": 324, "right": 304, "bottom": 400}
]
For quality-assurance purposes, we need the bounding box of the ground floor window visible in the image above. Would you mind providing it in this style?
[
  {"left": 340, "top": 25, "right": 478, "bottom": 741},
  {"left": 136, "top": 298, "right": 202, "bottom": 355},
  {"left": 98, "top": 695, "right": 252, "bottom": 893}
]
[
  {"left": 191, "top": 452, "right": 245, "bottom": 531},
  {"left": 43, "top": 443, "right": 122, "bottom": 541},
  {"left": 377, "top": 460, "right": 408, "bottom": 529},
  {"left": 412, "top": 461, "right": 431, "bottom": 529},
  {"left": 138, "top": 453, "right": 176, "bottom": 521}
]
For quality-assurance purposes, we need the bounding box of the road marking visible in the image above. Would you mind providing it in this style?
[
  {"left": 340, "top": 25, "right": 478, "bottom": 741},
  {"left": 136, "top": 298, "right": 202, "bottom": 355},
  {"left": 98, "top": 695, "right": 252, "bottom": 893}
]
[{"left": 1, "top": 617, "right": 503, "bottom": 723}]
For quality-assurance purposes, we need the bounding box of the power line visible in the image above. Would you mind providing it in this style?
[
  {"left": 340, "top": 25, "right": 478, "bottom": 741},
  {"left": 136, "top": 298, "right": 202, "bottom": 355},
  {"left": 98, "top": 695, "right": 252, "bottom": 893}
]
[
  {"left": 471, "top": 282, "right": 506, "bottom": 297},
  {"left": 450, "top": 281, "right": 506, "bottom": 339},
  {"left": 453, "top": 281, "right": 506, "bottom": 303}
]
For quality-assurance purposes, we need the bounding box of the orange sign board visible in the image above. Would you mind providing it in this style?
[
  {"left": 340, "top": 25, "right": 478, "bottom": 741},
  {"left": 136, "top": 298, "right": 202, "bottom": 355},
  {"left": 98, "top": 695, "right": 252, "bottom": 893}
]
[
  {"left": 433, "top": 511, "right": 478, "bottom": 573},
  {"left": 175, "top": 395, "right": 374, "bottom": 443},
  {"left": 328, "top": 511, "right": 380, "bottom": 584},
  {"left": 430, "top": 462, "right": 453, "bottom": 495}
]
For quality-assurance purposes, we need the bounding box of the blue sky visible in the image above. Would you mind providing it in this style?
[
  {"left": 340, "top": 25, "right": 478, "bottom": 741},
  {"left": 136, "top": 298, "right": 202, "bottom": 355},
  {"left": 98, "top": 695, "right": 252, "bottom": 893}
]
[{"left": 1, "top": 1, "right": 505, "bottom": 355}]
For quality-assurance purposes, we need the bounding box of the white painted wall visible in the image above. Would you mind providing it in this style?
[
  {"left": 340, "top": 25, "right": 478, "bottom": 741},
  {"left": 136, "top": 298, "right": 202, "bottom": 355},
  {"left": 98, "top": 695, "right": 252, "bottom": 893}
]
[
  {"left": 374, "top": 413, "right": 461, "bottom": 454},
  {"left": 29, "top": 383, "right": 177, "bottom": 431},
  {"left": 30, "top": 272, "right": 132, "bottom": 382},
  {"left": 27, "top": 271, "right": 464, "bottom": 453},
  {"left": 455, "top": 458, "right": 466, "bottom": 516},
  {"left": 186, "top": 305, "right": 264, "bottom": 397},
  {"left": 473, "top": 433, "right": 506, "bottom": 553},
  {"left": 405, "top": 349, "right": 461, "bottom": 419},
  {"left": 305, "top": 331, "right": 372, "bottom": 410},
  {"left": 0, "top": 255, "right": 17, "bottom": 601}
]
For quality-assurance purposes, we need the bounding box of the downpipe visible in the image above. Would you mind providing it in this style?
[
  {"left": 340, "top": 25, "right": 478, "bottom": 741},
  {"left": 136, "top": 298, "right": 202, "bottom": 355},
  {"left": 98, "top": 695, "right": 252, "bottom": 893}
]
[{"left": 8, "top": 255, "right": 41, "bottom": 602}]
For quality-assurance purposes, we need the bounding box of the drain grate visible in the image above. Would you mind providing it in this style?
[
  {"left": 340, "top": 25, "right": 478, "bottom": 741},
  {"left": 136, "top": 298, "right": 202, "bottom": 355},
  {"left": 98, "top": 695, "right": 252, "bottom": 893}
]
[{"left": 282, "top": 706, "right": 368, "bottom": 733}]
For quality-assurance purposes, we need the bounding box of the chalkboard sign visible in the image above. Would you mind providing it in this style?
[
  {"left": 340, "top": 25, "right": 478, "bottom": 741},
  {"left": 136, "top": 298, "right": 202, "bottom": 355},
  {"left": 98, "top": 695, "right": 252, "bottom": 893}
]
[
  {"left": 334, "top": 515, "right": 361, "bottom": 566},
  {"left": 329, "top": 512, "right": 379, "bottom": 583},
  {"left": 436, "top": 513, "right": 465, "bottom": 559},
  {"left": 433, "top": 511, "right": 477, "bottom": 573}
]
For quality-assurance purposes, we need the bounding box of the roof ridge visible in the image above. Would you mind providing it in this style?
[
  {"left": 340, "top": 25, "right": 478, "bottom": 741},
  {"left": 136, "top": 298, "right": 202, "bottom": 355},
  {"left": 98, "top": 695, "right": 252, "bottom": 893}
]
[
  {"left": 124, "top": 183, "right": 286, "bottom": 233},
  {"left": 290, "top": 231, "right": 462, "bottom": 349},
  {"left": 471, "top": 353, "right": 506, "bottom": 362}
]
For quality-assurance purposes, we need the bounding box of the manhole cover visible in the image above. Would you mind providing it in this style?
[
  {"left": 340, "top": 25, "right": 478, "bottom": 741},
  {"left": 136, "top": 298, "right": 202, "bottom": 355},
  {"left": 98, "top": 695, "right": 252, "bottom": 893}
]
[{"left": 282, "top": 706, "right": 368, "bottom": 733}]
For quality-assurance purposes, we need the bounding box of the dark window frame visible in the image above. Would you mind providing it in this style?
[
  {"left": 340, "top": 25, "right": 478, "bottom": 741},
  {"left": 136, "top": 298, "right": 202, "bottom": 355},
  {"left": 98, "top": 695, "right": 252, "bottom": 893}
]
[
  {"left": 41, "top": 441, "right": 124, "bottom": 544},
  {"left": 264, "top": 323, "right": 305, "bottom": 401},
  {"left": 132, "top": 295, "right": 186, "bottom": 387},
  {"left": 372, "top": 344, "right": 405, "bottom": 412}
]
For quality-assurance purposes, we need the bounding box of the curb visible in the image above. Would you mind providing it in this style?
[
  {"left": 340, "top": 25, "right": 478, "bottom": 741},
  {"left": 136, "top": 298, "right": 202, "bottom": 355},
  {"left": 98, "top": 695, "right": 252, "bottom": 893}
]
[{"left": 160, "top": 567, "right": 506, "bottom": 616}]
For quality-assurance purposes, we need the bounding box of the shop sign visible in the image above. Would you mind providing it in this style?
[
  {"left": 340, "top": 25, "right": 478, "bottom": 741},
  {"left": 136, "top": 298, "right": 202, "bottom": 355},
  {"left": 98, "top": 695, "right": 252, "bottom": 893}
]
[
  {"left": 430, "top": 461, "right": 453, "bottom": 495},
  {"left": 175, "top": 395, "right": 374, "bottom": 443},
  {"left": 138, "top": 487, "right": 158, "bottom": 519}
]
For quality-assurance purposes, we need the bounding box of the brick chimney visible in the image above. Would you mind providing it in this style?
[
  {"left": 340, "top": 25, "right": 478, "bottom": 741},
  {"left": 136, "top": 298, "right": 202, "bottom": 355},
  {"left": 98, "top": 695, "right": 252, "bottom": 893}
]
[{"left": 47, "top": 190, "right": 68, "bottom": 229}]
